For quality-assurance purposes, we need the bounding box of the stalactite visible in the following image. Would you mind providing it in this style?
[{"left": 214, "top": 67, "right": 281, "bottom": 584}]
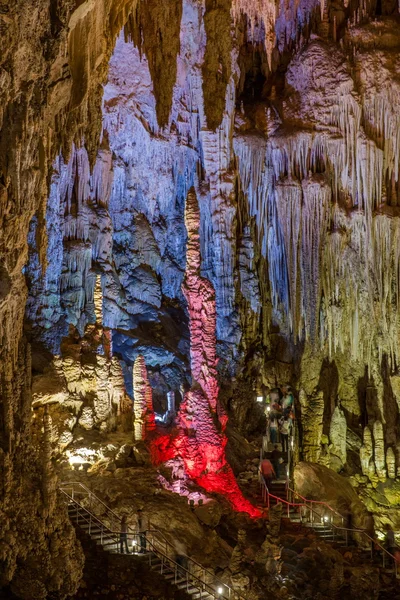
[
  {"left": 300, "top": 177, "right": 330, "bottom": 341},
  {"left": 275, "top": 180, "right": 302, "bottom": 336},
  {"left": 232, "top": 0, "right": 279, "bottom": 69}
]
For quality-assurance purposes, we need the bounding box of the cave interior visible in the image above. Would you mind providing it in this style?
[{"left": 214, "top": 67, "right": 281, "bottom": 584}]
[{"left": 1, "top": 0, "right": 400, "bottom": 598}]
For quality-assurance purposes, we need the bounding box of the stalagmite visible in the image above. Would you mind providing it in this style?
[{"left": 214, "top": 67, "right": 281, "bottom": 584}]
[
  {"left": 42, "top": 406, "right": 54, "bottom": 506},
  {"left": 373, "top": 420, "right": 386, "bottom": 480},
  {"left": 386, "top": 447, "right": 396, "bottom": 479},
  {"left": 182, "top": 187, "right": 219, "bottom": 410},
  {"left": 329, "top": 406, "right": 347, "bottom": 468},
  {"left": 133, "top": 356, "right": 155, "bottom": 441},
  {"left": 299, "top": 389, "right": 324, "bottom": 462},
  {"left": 360, "top": 426, "right": 374, "bottom": 477},
  {"left": 94, "top": 275, "right": 103, "bottom": 325},
  {"left": 152, "top": 188, "right": 260, "bottom": 517},
  {"left": 397, "top": 444, "right": 400, "bottom": 477}
]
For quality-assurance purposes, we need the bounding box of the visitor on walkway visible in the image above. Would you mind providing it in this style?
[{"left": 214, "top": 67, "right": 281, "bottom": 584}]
[
  {"left": 281, "top": 384, "right": 294, "bottom": 417},
  {"left": 288, "top": 408, "right": 295, "bottom": 427},
  {"left": 269, "top": 415, "right": 279, "bottom": 444},
  {"left": 136, "top": 508, "right": 149, "bottom": 553},
  {"left": 120, "top": 515, "right": 130, "bottom": 554},
  {"left": 279, "top": 416, "right": 290, "bottom": 453},
  {"left": 373, "top": 535, "right": 381, "bottom": 562},
  {"left": 269, "top": 388, "right": 282, "bottom": 418},
  {"left": 270, "top": 445, "right": 282, "bottom": 480},
  {"left": 260, "top": 458, "right": 275, "bottom": 487}
]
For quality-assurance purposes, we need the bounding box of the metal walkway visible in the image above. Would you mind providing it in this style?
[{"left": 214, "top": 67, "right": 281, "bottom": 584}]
[
  {"left": 259, "top": 426, "right": 398, "bottom": 576},
  {"left": 60, "top": 482, "right": 248, "bottom": 600}
]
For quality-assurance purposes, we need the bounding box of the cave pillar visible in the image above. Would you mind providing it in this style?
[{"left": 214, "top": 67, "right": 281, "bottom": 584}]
[
  {"left": 373, "top": 420, "right": 386, "bottom": 480},
  {"left": 329, "top": 405, "right": 347, "bottom": 468},
  {"left": 299, "top": 389, "right": 324, "bottom": 462},
  {"left": 386, "top": 447, "right": 396, "bottom": 479},
  {"left": 133, "top": 356, "right": 155, "bottom": 441},
  {"left": 150, "top": 187, "right": 259, "bottom": 516},
  {"left": 360, "top": 426, "right": 374, "bottom": 477},
  {"left": 94, "top": 274, "right": 112, "bottom": 358}
]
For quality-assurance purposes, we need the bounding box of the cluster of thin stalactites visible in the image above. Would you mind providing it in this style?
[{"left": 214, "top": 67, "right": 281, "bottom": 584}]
[{"left": 235, "top": 90, "right": 400, "bottom": 367}]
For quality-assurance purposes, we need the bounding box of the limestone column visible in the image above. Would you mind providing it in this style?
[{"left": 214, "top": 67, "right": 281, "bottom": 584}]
[
  {"left": 299, "top": 389, "right": 324, "bottom": 462},
  {"left": 133, "top": 356, "right": 155, "bottom": 440},
  {"left": 373, "top": 420, "right": 386, "bottom": 480},
  {"left": 386, "top": 447, "right": 396, "bottom": 479},
  {"left": 360, "top": 426, "right": 374, "bottom": 477},
  {"left": 329, "top": 405, "right": 347, "bottom": 467}
]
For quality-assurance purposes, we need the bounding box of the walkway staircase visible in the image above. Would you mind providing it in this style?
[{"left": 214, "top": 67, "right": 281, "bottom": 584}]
[
  {"left": 260, "top": 433, "right": 398, "bottom": 575},
  {"left": 60, "top": 482, "right": 246, "bottom": 600},
  {"left": 265, "top": 480, "right": 340, "bottom": 544}
]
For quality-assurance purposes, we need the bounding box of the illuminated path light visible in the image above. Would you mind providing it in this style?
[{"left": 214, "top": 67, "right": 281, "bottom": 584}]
[{"left": 151, "top": 188, "right": 260, "bottom": 518}]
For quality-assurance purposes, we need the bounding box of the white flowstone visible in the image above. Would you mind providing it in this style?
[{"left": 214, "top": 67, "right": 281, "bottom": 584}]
[
  {"left": 386, "top": 447, "right": 396, "bottom": 479},
  {"left": 329, "top": 405, "right": 347, "bottom": 468},
  {"left": 360, "top": 426, "right": 374, "bottom": 477},
  {"left": 373, "top": 420, "right": 386, "bottom": 480}
]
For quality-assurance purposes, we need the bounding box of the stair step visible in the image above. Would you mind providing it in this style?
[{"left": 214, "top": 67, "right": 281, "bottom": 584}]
[
  {"left": 80, "top": 525, "right": 102, "bottom": 533},
  {"left": 97, "top": 539, "right": 118, "bottom": 546},
  {"left": 177, "top": 583, "right": 201, "bottom": 593},
  {"left": 192, "top": 593, "right": 214, "bottom": 600},
  {"left": 150, "top": 560, "right": 162, "bottom": 568},
  {"left": 163, "top": 574, "right": 186, "bottom": 584}
]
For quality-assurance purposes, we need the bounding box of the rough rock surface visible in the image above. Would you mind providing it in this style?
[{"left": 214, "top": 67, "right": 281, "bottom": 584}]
[{"left": 294, "top": 462, "right": 369, "bottom": 527}]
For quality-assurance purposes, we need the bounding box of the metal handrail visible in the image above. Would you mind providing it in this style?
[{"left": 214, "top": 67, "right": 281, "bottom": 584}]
[
  {"left": 288, "top": 486, "right": 344, "bottom": 522},
  {"left": 60, "top": 481, "right": 122, "bottom": 527},
  {"left": 60, "top": 482, "right": 249, "bottom": 600},
  {"left": 260, "top": 479, "right": 398, "bottom": 576},
  {"left": 147, "top": 527, "right": 231, "bottom": 592}
]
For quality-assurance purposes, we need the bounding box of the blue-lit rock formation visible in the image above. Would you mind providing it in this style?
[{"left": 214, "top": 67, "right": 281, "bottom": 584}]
[{"left": 26, "top": 3, "right": 263, "bottom": 393}]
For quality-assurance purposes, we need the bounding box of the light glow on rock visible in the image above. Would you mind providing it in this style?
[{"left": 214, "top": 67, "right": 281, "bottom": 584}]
[{"left": 151, "top": 188, "right": 260, "bottom": 518}]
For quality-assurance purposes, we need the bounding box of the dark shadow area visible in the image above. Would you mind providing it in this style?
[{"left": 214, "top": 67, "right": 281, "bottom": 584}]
[
  {"left": 357, "top": 366, "right": 381, "bottom": 427},
  {"left": 317, "top": 358, "right": 339, "bottom": 436},
  {"left": 381, "top": 354, "right": 399, "bottom": 447}
]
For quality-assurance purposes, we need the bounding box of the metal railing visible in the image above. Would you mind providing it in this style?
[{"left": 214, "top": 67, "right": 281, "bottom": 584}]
[
  {"left": 259, "top": 478, "right": 398, "bottom": 576},
  {"left": 287, "top": 486, "right": 345, "bottom": 526},
  {"left": 60, "top": 481, "right": 122, "bottom": 533},
  {"left": 60, "top": 482, "right": 249, "bottom": 600}
]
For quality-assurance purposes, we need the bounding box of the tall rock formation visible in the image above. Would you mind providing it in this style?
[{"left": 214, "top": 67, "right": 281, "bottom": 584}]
[{"left": 152, "top": 187, "right": 260, "bottom": 517}]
